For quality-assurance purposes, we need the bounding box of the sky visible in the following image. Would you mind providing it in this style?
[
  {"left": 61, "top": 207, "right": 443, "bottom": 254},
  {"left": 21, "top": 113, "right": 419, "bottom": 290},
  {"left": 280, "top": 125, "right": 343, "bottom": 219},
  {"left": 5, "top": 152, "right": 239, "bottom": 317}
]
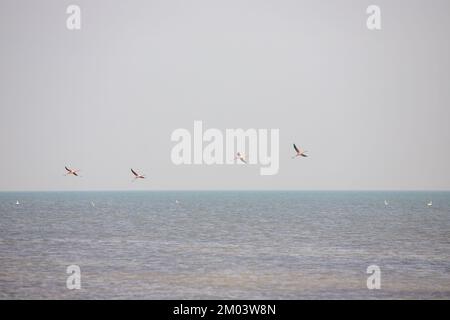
[{"left": 0, "top": 0, "right": 449, "bottom": 191}]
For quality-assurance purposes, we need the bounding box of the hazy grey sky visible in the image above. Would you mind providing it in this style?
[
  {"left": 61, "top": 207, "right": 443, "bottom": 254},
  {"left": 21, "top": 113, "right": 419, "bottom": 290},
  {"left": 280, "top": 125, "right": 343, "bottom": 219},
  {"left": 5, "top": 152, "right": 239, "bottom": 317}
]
[{"left": 1, "top": 0, "right": 449, "bottom": 191}]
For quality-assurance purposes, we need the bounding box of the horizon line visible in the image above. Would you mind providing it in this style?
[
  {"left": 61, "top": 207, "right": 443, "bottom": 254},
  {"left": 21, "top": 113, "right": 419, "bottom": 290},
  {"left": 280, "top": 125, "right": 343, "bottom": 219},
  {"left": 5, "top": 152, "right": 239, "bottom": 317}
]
[{"left": 1, "top": 189, "right": 449, "bottom": 193}]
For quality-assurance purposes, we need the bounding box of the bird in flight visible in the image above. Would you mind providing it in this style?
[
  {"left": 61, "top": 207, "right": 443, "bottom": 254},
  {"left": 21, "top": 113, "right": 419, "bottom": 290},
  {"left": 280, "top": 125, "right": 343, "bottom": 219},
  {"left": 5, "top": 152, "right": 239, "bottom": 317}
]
[
  {"left": 131, "top": 168, "right": 145, "bottom": 181},
  {"left": 65, "top": 166, "right": 80, "bottom": 177},
  {"left": 292, "top": 144, "right": 308, "bottom": 158},
  {"left": 235, "top": 152, "right": 247, "bottom": 164}
]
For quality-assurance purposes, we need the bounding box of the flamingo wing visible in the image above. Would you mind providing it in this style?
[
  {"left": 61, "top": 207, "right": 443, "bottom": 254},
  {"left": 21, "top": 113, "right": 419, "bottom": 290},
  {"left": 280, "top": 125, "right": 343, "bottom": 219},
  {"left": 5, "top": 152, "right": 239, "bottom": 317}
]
[
  {"left": 293, "top": 144, "right": 300, "bottom": 153},
  {"left": 131, "top": 168, "right": 139, "bottom": 177}
]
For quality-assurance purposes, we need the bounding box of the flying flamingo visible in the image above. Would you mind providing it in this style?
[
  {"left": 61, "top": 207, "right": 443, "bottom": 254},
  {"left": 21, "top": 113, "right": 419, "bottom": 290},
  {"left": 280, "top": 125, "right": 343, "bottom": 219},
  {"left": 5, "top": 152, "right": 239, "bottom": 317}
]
[
  {"left": 235, "top": 152, "right": 247, "bottom": 164},
  {"left": 292, "top": 144, "right": 308, "bottom": 158},
  {"left": 65, "top": 166, "right": 80, "bottom": 177},
  {"left": 131, "top": 168, "right": 145, "bottom": 181}
]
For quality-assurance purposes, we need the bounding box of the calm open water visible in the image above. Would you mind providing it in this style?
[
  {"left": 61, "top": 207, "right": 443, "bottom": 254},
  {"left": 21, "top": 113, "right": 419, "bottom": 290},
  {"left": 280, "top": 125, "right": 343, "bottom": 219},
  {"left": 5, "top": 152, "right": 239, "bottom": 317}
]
[{"left": 0, "top": 191, "right": 449, "bottom": 299}]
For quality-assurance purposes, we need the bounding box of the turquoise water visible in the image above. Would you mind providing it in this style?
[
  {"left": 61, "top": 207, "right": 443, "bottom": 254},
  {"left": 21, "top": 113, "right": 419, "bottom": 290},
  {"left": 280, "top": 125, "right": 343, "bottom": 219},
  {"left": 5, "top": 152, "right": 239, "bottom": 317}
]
[{"left": 0, "top": 191, "right": 449, "bottom": 299}]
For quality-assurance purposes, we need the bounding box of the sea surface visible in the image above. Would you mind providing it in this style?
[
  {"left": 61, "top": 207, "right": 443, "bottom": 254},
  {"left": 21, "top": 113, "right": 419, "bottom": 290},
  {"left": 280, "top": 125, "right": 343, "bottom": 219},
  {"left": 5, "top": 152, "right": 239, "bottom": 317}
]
[{"left": 0, "top": 191, "right": 449, "bottom": 299}]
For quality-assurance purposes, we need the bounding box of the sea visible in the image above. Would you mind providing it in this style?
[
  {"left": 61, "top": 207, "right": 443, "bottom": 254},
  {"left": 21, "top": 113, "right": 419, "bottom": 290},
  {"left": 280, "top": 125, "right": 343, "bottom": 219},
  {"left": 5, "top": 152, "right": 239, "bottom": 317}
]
[{"left": 0, "top": 191, "right": 449, "bottom": 299}]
